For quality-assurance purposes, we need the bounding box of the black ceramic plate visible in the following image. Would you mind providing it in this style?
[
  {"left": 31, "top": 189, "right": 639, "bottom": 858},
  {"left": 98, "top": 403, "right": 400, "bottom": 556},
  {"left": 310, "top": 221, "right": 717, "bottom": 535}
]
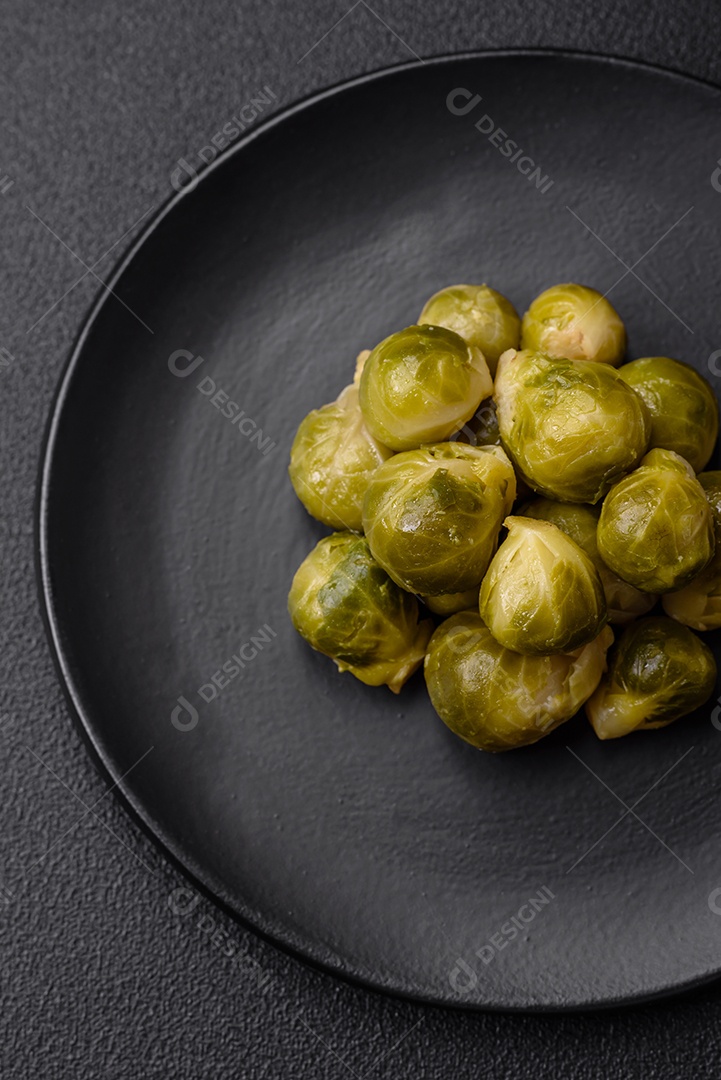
[{"left": 39, "top": 52, "right": 721, "bottom": 1011}]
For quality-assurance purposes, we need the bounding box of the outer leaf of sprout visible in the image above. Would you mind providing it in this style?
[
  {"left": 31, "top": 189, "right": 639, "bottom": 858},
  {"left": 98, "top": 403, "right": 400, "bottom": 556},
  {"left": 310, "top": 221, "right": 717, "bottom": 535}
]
[
  {"left": 359, "top": 324, "right": 493, "bottom": 452},
  {"left": 597, "top": 448, "right": 715, "bottom": 594},
  {"left": 288, "top": 532, "right": 433, "bottom": 693},
  {"left": 521, "top": 282, "right": 626, "bottom": 365},
  {"left": 418, "top": 284, "right": 521, "bottom": 376},
  {"left": 617, "top": 356, "right": 719, "bottom": 473},
  {"left": 586, "top": 616, "right": 716, "bottom": 739},
  {"left": 478, "top": 516, "right": 607, "bottom": 655},
  {"left": 363, "top": 443, "right": 516, "bottom": 595},
  {"left": 289, "top": 383, "right": 393, "bottom": 531},
  {"left": 424, "top": 611, "right": 613, "bottom": 751},
  {"left": 494, "top": 349, "right": 650, "bottom": 503}
]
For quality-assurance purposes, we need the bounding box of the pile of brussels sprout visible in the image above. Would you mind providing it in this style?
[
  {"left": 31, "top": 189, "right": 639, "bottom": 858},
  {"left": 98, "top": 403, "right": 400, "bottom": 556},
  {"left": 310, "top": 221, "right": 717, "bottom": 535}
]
[{"left": 288, "top": 281, "right": 721, "bottom": 752}]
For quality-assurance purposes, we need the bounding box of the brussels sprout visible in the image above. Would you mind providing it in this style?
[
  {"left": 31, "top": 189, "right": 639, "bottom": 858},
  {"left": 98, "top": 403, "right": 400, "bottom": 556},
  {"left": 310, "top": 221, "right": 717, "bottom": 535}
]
[
  {"left": 521, "top": 283, "right": 626, "bottom": 365},
  {"left": 494, "top": 349, "right": 650, "bottom": 503},
  {"left": 424, "top": 611, "right": 614, "bottom": 751},
  {"left": 586, "top": 616, "right": 716, "bottom": 739},
  {"left": 478, "top": 516, "right": 607, "bottom": 654},
  {"left": 418, "top": 284, "right": 521, "bottom": 376},
  {"left": 663, "top": 470, "right": 721, "bottom": 630},
  {"left": 359, "top": 325, "right": 492, "bottom": 452},
  {"left": 617, "top": 356, "right": 719, "bottom": 473},
  {"left": 288, "top": 532, "right": 433, "bottom": 693},
  {"left": 521, "top": 497, "right": 657, "bottom": 624},
  {"left": 422, "top": 588, "right": 480, "bottom": 616},
  {"left": 452, "top": 397, "right": 500, "bottom": 447},
  {"left": 289, "top": 383, "right": 393, "bottom": 531},
  {"left": 363, "top": 443, "right": 516, "bottom": 595},
  {"left": 597, "top": 449, "right": 715, "bottom": 593}
]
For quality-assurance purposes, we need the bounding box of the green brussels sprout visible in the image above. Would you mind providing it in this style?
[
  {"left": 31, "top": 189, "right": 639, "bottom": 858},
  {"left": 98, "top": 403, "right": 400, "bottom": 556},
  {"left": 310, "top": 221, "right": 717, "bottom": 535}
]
[
  {"left": 418, "top": 284, "right": 521, "bottom": 376},
  {"left": 597, "top": 448, "right": 715, "bottom": 593},
  {"left": 421, "top": 588, "right": 480, "bottom": 616},
  {"left": 478, "top": 516, "right": 607, "bottom": 654},
  {"left": 521, "top": 283, "right": 626, "bottom": 365},
  {"left": 359, "top": 324, "right": 492, "bottom": 452},
  {"left": 617, "top": 356, "right": 719, "bottom": 473},
  {"left": 586, "top": 616, "right": 716, "bottom": 739},
  {"left": 451, "top": 397, "right": 500, "bottom": 447},
  {"left": 663, "top": 470, "right": 721, "bottom": 630},
  {"left": 521, "top": 497, "right": 657, "bottom": 624},
  {"left": 363, "top": 443, "right": 516, "bottom": 595},
  {"left": 288, "top": 532, "right": 433, "bottom": 693},
  {"left": 424, "top": 611, "right": 614, "bottom": 751},
  {"left": 494, "top": 349, "right": 650, "bottom": 503},
  {"left": 289, "top": 383, "right": 393, "bottom": 531}
]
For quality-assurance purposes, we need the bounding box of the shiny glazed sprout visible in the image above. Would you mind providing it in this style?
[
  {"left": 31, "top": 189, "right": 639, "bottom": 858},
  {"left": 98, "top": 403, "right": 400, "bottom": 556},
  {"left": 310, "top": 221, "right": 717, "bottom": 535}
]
[
  {"left": 663, "top": 471, "right": 721, "bottom": 630},
  {"left": 494, "top": 349, "right": 650, "bottom": 503},
  {"left": 424, "top": 611, "right": 613, "bottom": 751},
  {"left": 521, "top": 282, "right": 626, "bottom": 365},
  {"left": 521, "top": 497, "right": 657, "bottom": 624},
  {"left": 359, "top": 324, "right": 492, "bottom": 451},
  {"left": 586, "top": 616, "right": 716, "bottom": 739},
  {"left": 617, "top": 356, "right": 719, "bottom": 472},
  {"left": 289, "top": 383, "right": 393, "bottom": 531},
  {"left": 597, "top": 449, "right": 715, "bottom": 593},
  {"left": 418, "top": 284, "right": 520, "bottom": 376},
  {"left": 288, "top": 532, "right": 433, "bottom": 692},
  {"left": 478, "top": 516, "right": 607, "bottom": 655},
  {"left": 363, "top": 443, "right": 516, "bottom": 595}
]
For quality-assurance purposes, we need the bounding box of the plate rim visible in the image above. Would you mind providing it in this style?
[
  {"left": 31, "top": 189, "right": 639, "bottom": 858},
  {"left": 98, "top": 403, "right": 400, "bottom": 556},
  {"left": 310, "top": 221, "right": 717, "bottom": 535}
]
[{"left": 35, "top": 47, "right": 721, "bottom": 1013}]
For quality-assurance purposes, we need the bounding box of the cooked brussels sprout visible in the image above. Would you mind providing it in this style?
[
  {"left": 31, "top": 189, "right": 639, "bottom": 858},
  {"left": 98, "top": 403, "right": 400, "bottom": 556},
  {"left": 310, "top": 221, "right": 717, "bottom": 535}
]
[
  {"left": 586, "top": 616, "right": 716, "bottom": 739},
  {"left": 289, "top": 383, "right": 393, "bottom": 531},
  {"left": 422, "top": 588, "right": 480, "bottom": 616},
  {"left": 521, "top": 497, "right": 657, "bottom": 624},
  {"left": 425, "top": 611, "right": 613, "bottom": 751},
  {"left": 451, "top": 397, "right": 500, "bottom": 447},
  {"left": 521, "top": 283, "right": 626, "bottom": 365},
  {"left": 617, "top": 356, "right": 719, "bottom": 472},
  {"left": 418, "top": 284, "right": 521, "bottom": 376},
  {"left": 597, "top": 449, "right": 715, "bottom": 593},
  {"left": 494, "top": 349, "right": 650, "bottom": 503},
  {"left": 663, "top": 470, "right": 721, "bottom": 630},
  {"left": 363, "top": 443, "right": 516, "bottom": 595},
  {"left": 478, "top": 516, "right": 607, "bottom": 654},
  {"left": 359, "top": 325, "right": 492, "bottom": 452},
  {"left": 288, "top": 532, "right": 433, "bottom": 693}
]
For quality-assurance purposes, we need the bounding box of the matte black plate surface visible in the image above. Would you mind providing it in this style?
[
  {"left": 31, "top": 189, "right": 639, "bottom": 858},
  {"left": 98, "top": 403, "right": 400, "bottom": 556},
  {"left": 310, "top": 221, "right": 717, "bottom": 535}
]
[{"left": 39, "top": 52, "right": 721, "bottom": 1010}]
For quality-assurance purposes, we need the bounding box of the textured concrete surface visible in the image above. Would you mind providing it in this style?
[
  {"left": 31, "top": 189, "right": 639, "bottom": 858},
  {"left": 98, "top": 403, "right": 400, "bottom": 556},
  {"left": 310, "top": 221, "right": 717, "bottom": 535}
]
[{"left": 3, "top": 1, "right": 721, "bottom": 1076}]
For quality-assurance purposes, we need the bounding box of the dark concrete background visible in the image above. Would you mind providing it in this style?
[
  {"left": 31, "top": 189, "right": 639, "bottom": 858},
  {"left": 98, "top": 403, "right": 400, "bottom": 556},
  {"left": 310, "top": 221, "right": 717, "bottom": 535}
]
[{"left": 3, "top": 2, "right": 721, "bottom": 1077}]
